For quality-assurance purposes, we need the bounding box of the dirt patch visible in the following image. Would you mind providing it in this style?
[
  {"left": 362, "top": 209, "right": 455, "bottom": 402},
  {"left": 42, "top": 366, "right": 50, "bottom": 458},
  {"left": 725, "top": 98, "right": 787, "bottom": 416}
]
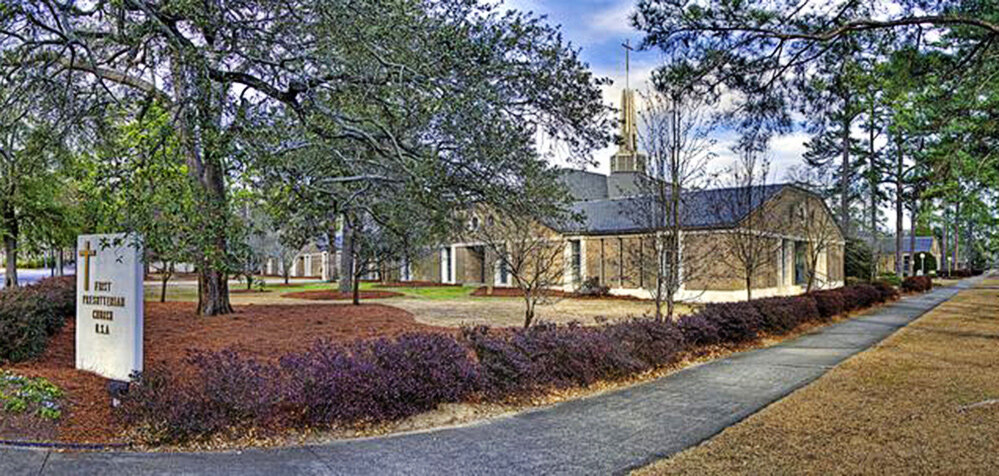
[
  {"left": 375, "top": 281, "right": 462, "bottom": 288},
  {"left": 635, "top": 282, "right": 999, "bottom": 475},
  {"left": 471, "top": 286, "right": 651, "bottom": 302},
  {"left": 7, "top": 302, "right": 448, "bottom": 444},
  {"left": 282, "top": 290, "right": 404, "bottom": 300}
]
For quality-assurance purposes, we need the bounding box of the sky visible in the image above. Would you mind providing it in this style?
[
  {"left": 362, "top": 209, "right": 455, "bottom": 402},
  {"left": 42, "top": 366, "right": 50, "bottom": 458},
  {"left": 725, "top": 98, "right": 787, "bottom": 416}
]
[{"left": 502, "top": 0, "right": 811, "bottom": 179}]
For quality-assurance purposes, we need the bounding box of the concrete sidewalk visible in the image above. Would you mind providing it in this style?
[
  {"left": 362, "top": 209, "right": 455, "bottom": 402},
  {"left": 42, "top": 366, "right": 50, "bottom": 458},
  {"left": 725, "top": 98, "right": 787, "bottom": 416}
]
[{"left": 1, "top": 278, "right": 980, "bottom": 475}]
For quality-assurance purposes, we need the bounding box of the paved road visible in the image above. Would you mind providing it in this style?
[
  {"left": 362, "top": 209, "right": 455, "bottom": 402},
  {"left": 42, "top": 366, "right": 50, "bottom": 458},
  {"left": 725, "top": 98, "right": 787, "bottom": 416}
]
[
  {"left": 0, "top": 278, "right": 980, "bottom": 475},
  {"left": 0, "top": 267, "right": 74, "bottom": 289}
]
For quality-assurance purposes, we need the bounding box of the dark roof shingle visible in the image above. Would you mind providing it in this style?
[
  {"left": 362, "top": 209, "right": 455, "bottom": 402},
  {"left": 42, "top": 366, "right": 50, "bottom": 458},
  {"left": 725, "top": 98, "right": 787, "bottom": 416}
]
[
  {"left": 880, "top": 236, "right": 935, "bottom": 254},
  {"left": 562, "top": 184, "right": 788, "bottom": 234}
]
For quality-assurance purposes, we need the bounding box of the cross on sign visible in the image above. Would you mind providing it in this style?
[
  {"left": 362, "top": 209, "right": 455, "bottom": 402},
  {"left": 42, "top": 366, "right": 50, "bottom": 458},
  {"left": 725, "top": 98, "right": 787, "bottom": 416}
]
[{"left": 79, "top": 241, "right": 96, "bottom": 291}]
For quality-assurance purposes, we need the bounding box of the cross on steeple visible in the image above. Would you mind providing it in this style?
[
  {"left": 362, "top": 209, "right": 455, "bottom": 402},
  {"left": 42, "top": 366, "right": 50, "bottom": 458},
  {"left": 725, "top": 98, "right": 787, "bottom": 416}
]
[
  {"left": 610, "top": 38, "right": 645, "bottom": 175},
  {"left": 622, "top": 39, "right": 634, "bottom": 90},
  {"left": 79, "top": 241, "right": 96, "bottom": 291}
]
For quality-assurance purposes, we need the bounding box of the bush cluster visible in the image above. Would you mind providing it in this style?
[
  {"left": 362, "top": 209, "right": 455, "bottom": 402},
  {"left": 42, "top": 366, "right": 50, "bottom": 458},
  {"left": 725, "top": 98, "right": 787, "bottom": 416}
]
[
  {"left": 117, "top": 283, "right": 913, "bottom": 444},
  {"left": 0, "top": 276, "right": 75, "bottom": 363},
  {"left": 901, "top": 276, "right": 933, "bottom": 292},
  {"left": 674, "top": 283, "right": 897, "bottom": 346},
  {"left": 938, "top": 269, "right": 981, "bottom": 279},
  {"left": 878, "top": 273, "right": 902, "bottom": 286},
  {"left": 574, "top": 276, "right": 610, "bottom": 297}
]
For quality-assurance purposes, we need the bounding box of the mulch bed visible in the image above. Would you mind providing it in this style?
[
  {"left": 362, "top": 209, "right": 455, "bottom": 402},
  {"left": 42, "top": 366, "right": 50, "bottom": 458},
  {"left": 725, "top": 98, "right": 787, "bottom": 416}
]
[
  {"left": 282, "top": 290, "right": 404, "bottom": 300},
  {"left": 7, "top": 302, "right": 448, "bottom": 445},
  {"left": 230, "top": 289, "right": 273, "bottom": 294},
  {"left": 471, "top": 286, "right": 652, "bottom": 302},
  {"left": 375, "top": 281, "right": 462, "bottom": 288}
]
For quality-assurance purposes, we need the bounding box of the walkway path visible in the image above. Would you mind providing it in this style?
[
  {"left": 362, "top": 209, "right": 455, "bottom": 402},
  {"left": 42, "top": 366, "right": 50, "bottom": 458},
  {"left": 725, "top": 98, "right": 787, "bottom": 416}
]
[{"left": 1, "top": 278, "right": 981, "bottom": 475}]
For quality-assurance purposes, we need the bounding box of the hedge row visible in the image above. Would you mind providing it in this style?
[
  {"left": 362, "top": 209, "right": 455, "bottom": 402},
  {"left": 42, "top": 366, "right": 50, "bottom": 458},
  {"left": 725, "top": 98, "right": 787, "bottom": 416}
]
[
  {"left": 119, "top": 283, "right": 903, "bottom": 443},
  {"left": 0, "top": 276, "right": 75, "bottom": 363},
  {"left": 902, "top": 276, "right": 933, "bottom": 293},
  {"left": 937, "top": 269, "right": 983, "bottom": 279}
]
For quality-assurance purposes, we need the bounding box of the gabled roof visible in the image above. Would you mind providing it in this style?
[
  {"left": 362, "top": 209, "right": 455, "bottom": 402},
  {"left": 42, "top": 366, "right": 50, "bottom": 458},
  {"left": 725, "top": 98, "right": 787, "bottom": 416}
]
[
  {"left": 561, "top": 183, "right": 789, "bottom": 235},
  {"left": 880, "top": 236, "right": 935, "bottom": 254}
]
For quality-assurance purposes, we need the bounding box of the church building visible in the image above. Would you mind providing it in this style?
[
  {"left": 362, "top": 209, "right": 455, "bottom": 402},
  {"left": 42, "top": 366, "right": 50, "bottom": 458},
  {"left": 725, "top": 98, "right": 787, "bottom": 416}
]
[{"left": 401, "top": 79, "right": 846, "bottom": 302}]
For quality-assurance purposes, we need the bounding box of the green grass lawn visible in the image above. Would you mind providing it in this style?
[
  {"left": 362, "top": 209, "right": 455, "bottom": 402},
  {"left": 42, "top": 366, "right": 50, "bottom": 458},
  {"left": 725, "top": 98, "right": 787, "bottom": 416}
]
[
  {"left": 364, "top": 282, "right": 477, "bottom": 300},
  {"left": 144, "top": 279, "right": 478, "bottom": 302}
]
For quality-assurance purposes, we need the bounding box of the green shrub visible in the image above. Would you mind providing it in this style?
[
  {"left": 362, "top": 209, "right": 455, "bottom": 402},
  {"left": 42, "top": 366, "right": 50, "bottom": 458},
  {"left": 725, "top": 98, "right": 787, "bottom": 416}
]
[
  {"left": 845, "top": 276, "right": 867, "bottom": 286},
  {"left": 845, "top": 239, "right": 874, "bottom": 280},
  {"left": 0, "top": 276, "right": 76, "bottom": 363},
  {"left": 878, "top": 273, "right": 902, "bottom": 286}
]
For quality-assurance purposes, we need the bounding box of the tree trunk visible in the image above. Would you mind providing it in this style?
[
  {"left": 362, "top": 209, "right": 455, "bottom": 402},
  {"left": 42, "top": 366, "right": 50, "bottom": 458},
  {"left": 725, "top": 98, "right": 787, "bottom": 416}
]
[
  {"left": 484, "top": 249, "right": 494, "bottom": 296},
  {"left": 745, "top": 274, "right": 753, "bottom": 301},
  {"left": 160, "top": 263, "right": 173, "bottom": 303},
  {"left": 352, "top": 266, "right": 361, "bottom": 306},
  {"left": 806, "top": 256, "right": 816, "bottom": 293},
  {"left": 56, "top": 248, "right": 63, "bottom": 276},
  {"left": 909, "top": 200, "right": 918, "bottom": 275},
  {"left": 523, "top": 292, "right": 534, "bottom": 329},
  {"left": 326, "top": 213, "right": 338, "bottom": 282},
  {"left": 840, "top": 113, "right": 852, "bottom": 236},
  {"left": 954, "top": 202, "right": 961, "bottom": 270},
  {"left": 941, "top": 206, "right": 950, "bottom": 275},
  {"left": 869, "top": 125, "right": 879, "bottom": 281},
  {"left": 197, "top": 266, "right": 233, "bottom": 316},
  {"left": 3, "top": 204, "right": 18, "bottom": 288},
  {"left": 4, "top": 236, "right": 17, "bottom": 288},
  {"left": 654, "top": 275, "right": 664, "bottom": 322},
  {"left": 170, "top": 53, "right": 233, "bottom": 317},
  {"left": 894, "top": 142, "right": 904, "bottom": 277},
  {"left": 338, "top": 216, "right": 353, "bottom": 294}
]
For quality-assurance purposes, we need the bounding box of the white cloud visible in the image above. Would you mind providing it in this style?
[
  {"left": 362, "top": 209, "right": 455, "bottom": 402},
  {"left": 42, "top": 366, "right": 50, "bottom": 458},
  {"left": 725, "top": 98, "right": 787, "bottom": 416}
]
[
  {"left": 584, "top": 3, "right": 637, "bottom": 41},
  {"left": 770, "top": 131, "right": 810, "bottom": 173}
]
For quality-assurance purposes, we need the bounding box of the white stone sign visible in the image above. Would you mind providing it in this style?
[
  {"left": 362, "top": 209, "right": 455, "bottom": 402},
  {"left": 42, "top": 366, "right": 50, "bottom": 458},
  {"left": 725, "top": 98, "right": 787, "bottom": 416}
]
[{"left": 75, "top": 233, "right": 144, "bottom": 382}]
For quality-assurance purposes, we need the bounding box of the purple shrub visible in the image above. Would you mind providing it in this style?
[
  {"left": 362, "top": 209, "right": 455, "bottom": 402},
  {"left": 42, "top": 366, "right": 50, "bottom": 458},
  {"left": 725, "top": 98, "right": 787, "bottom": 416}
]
[
  {"left": 116, "top": 280, "right": 908, "bottom": 444},
  {"left": 846, "top": 284, "right": 882, "bottom": 309},
  {"left": 463, "top": 322, "right": 660, "bottom": 399},
  {"left": 602, "top": 318, "right": 684, "bottom": 368},
  {"left": 359, "top": 333, "right": 481, "bottom": 419},
  {"left": 186, "top": 351, "right": 283, "bottom": 428},
  {"left": 280, "top": 333, "right": 480, "bottom": 425},
  {"left": 278, "top": 342, "right": 384, "bottom": 425},
  {"left": 461, "top": 326, "right": 535, "bottom": 398},
  {"left": 697, "top": 302, "right": 763, "bottom": 343},
  {"left": 676, "top": 312, "right": 721, "bottom": 347},
  {"left": 810, "top": 289, "right": 846, "bottom": 320},
  {"left": 872, "top": 280, "right": 899, "bottom": 301},
  {"left": 511, "top": 322, "right": 642, "bottom": 390},
  {"left": 902, "top": 276, "right": 932, "bottom": 293},
  {"left": 752, "top": 296, "right": 820, "bottom": 333},
  {"left": 119, "top": 351, "right": 282, "bottom": 442}
]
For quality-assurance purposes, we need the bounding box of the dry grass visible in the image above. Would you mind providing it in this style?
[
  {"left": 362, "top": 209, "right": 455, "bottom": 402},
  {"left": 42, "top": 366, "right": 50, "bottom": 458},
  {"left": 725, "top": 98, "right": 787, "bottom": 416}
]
[
  {"left": 635, "top": 280, "right": 999, "bottom": 475},
  {"left": 935, "top": 278, "right": 964, "bottom": 287},
  {"left": 395, "top": 297, "right": 690, "bottom": 328},
  {"left": 143, "top": 281, "right": 689, "bottom": 326}
]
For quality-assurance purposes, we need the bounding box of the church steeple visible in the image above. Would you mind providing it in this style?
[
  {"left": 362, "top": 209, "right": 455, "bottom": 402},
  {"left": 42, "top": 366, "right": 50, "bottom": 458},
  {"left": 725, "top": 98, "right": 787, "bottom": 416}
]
[{"left": 611, "top": 40, "right": 645, "bottom": 175}]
